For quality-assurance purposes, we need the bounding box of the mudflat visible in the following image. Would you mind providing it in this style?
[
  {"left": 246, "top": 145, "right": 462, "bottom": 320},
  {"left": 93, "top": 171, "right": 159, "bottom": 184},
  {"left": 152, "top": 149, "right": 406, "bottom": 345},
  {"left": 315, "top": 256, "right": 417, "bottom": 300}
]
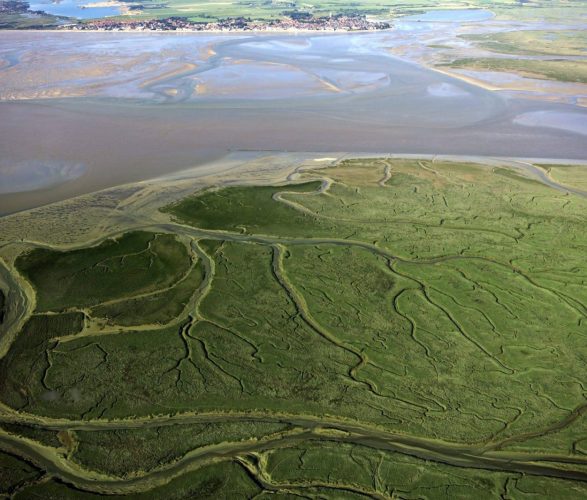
[{"left": 1, "top": 31, "right": 586, "bottom": 214}]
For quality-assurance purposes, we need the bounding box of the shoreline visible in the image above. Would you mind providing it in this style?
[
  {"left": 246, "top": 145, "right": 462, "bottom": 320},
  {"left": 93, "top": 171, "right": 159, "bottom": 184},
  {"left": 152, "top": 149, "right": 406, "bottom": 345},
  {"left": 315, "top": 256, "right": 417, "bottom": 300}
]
[
  {"left": 428, "top": 66, "right": 500, "bottom": 92},
  {"left": 2, "top": 151, "right": 586, "bottom": 219},
  {"left": 0, "top": 27, "right": 393, "bottom": 35},
  {"left": 430, "top": 66, "right": 587, "bottom": 101}
]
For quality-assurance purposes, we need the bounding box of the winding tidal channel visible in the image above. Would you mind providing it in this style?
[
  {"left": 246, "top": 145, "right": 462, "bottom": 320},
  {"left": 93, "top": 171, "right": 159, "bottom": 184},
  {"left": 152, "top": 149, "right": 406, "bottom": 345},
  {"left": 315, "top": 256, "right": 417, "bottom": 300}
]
[
  {"left": 1, "top": 30, "right": 587, "bottom": 214},
  {"left": 1, "top": 159, "right": 587, "bottom": 495}
]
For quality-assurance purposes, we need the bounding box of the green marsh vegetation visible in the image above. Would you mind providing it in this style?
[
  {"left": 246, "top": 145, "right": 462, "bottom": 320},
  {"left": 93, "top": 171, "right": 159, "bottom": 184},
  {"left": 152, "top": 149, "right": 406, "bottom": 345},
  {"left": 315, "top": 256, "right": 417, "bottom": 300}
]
[
  {"left": 1, "top": 158, "right": 587, "bottom": 497},
  {"left": 0, "top": 289, "right": 5, "bottom": 324},
  {"left": 72, "top": 421, "right": 290, "bottom": 477},
  {"left": 442, "top": 57, "right": 587, "bottom": 84},
  {"left": 16, "top": 231, "right": 192, "bottom": 312},
  {"left": 12, "top": 461, "right": 261, "bottom": 499},
  {"left": 0, "top": 450, "right": 42, "bottom": 496},
  {"left": 437, "top": 13, "right": 587, "bottom": 86},
  {"left": 0, "top": 422, "right": 61, "bottom": 448},
  {"left": 0, "top": 12, "right": 60, "bottom": 30},
  {"left": 541, "top": 164, "right": 587, "bottom": 193},
  {"left": 462, "top": 30, "right": 587, "bottom": 57},
  {"left": 162, "top": 182, "right": 323, "bottom": 235}
]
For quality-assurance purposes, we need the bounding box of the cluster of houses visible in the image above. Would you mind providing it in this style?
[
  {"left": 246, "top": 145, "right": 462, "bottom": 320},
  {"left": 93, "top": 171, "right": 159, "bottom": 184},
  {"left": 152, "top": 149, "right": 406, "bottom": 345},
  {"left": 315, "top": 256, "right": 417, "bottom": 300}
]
[{"left": 61, "top": 14, "right": 391, "bottom": 32}]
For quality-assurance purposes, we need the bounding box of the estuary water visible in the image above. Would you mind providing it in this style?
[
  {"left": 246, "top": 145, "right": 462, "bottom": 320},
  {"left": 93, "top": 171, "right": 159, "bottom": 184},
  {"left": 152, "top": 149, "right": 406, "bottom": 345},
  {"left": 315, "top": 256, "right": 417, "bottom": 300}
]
[{"left": 0, "top": 30, "right": 586, "bottom": 214}]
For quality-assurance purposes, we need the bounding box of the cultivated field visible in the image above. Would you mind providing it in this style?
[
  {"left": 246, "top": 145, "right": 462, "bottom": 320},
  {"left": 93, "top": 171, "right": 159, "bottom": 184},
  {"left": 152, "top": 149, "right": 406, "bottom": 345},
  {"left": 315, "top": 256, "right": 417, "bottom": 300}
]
[
  {"left": 79, "top": 0, "right": 587, "bottom": 24},
  {"left": 0, "top": 158, "right": 586, "bottom": 497},
  {"left": 4, "top": 0, "right": 587, "bottom": 28}
]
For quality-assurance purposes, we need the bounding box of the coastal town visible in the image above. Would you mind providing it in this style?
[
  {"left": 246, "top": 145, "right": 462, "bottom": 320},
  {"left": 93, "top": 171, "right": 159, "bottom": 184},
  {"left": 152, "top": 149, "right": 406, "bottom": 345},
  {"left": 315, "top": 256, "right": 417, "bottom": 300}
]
[{"left": 59, "top": 14, "right": 392, "bottom": 32}]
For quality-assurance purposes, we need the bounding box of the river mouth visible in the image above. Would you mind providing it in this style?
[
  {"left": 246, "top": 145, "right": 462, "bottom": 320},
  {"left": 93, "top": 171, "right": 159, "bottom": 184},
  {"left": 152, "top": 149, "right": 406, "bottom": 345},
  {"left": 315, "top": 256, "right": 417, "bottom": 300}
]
[{"left": 0, "top": 31, "right": 586, "bottom": 215}]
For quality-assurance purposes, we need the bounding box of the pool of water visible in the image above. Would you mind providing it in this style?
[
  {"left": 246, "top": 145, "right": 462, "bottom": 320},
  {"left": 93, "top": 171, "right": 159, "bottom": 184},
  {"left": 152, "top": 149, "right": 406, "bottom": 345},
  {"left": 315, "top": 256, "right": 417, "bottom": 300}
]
[{"left": 29, "top": 0, "right": 120, "bottom": 19}]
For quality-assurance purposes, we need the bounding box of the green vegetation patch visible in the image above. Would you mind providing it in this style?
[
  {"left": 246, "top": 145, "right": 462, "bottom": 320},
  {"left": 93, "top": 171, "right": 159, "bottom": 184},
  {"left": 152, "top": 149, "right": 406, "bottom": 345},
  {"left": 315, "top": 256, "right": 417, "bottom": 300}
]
[
  {"left": 13, "top": 460, "right": 260, "bottom": 499},
  {"left": 91, "top": 256, "right": 204, "bottom": 327},
  {"left": 0, "top": 323, "right": 182, "bottom": 419},
  {"left": 0, "top": 288, "right": 5, "bottom": 324},
  {"left": 59, "top": 0, "right": 587, "bottom": 25},
  {"left": 261, "top": 441, "right": 587, "bottom": 498},
  {"left": 283, "top": 242, "right": 587, "bottom": 442},
  {"left": 490, "top": 3, "right": 587, "bottom": 24},
  {"left": 16, "top": 231, "right": 191, "bottom": 312},
  {"left": 441, "top": 57, "right": 587, "bottom": 84},
  {"left": 463, "top": 30, "right": 587, "bottom": 57},
  {"left": 73, "top": 421, "right": 289, "bottom": 477},
  {"left": 492, "top": 166, "right": 544, "bottom": 185},
  {"left": 503, "top": 413, "right": 587, "bottom": 455},
  {"left": 0, "top": 312, "right": 85, "bottom": 411},
  {"left": 163, "top": 181, "right": 324, "bottom": 236},
  {"left": 540, "top": 164, "right": 587, "bottom": 192},
  {"left": 0, "top": 422, "right": 61, "bottom": 448},
  {"left": 4, "top": 158, "right": 587, "bottom": 492},
  {"left": 194, "top": 241, "right": 368, "bottom": 416},
  {"left": 3, "top": 240, "right": 415, "bottom": 422},
  {"left": 0, "top": 450, "right": 42, "bottom": 496},
  {"left": 0, "top": 12, "right": 59, "bottom": 29},
  {"left": 263, "top": 441, "right": 508, "bottom": 498}
]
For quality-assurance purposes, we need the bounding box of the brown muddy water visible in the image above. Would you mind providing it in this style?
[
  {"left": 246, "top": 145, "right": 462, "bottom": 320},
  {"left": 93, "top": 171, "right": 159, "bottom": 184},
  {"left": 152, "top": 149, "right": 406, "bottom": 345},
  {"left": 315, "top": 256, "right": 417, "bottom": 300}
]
[{"left": 1, "top": 31, "right": 586, "bottom": 214}]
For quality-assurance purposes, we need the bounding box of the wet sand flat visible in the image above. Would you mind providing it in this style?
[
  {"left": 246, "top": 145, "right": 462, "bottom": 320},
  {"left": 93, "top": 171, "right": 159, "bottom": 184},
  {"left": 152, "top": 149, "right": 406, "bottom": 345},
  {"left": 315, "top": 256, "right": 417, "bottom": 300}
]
[{"left": 1, "top": 31, "right": 586, "bottom": 214}]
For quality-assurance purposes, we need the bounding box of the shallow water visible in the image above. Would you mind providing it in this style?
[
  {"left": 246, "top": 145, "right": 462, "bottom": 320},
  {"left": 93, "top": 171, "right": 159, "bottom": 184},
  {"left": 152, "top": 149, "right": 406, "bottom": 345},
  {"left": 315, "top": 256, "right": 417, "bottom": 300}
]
[
  {"left": 0, "top": 31, "right": 586, "bottom": 214},
  {"left": 29, "top": 0, "right": 120, "bottom": 19},
  {"left": 0, "top": 161, "right": 86, "bottom": 194},
  {"left": 426, "top": 82, "right": 471, "bottom": 97},
  {"left": 513, "top": 111, "right": 587, "bottom": 136}
]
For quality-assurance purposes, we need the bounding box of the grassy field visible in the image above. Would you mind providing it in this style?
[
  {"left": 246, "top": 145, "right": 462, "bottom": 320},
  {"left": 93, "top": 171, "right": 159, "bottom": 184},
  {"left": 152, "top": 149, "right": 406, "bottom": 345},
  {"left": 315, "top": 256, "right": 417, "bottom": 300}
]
[
  {"left": 260, "top": 441, "right": 587, "bottom": 498},
  {"left": 72, "top": 421, "right": 290, "bottom": 476},
  {"left": 462, "top": 30, "right": 587, "bottom": 57},
  {"left": 3, "top": 0, "right": 586, "bottom": 27},
  {"left": 0, "top": 11, "right": 60, "bottom": 29},
  {"left": 541, "top": 164, "right": 587, "bottom": 192},
  {"left": 0, "top": 450, "right": 42, "bottom": 496},
  {"left": 13, "top": 461, "right": 262, "bottom": 499},
  {"left": 441, "top": 57, "right": 587, "bottom": 84},
  {"left": 0, "top": 422, "right": 61, "bottom": 448},
  {"left": 163, "top": 182, "right": 323, "bottom": 235},
  {"left": 0, "top": 289, "right": 4, "bottom": 325},
  {"left": 1, "top": 158, "right": 586, "bottom": 497},
  {"left": 0, "top": 312, "right": 86, "bottom": 411},
  {"left": 91, "top": 257, "right": 204, "bottom": 327},
  {"left": 16, "top": 231, "right": 192, "bottom": 312},
  {"left": 108, "top": 0, "right": 587, "bottom": 23}
]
